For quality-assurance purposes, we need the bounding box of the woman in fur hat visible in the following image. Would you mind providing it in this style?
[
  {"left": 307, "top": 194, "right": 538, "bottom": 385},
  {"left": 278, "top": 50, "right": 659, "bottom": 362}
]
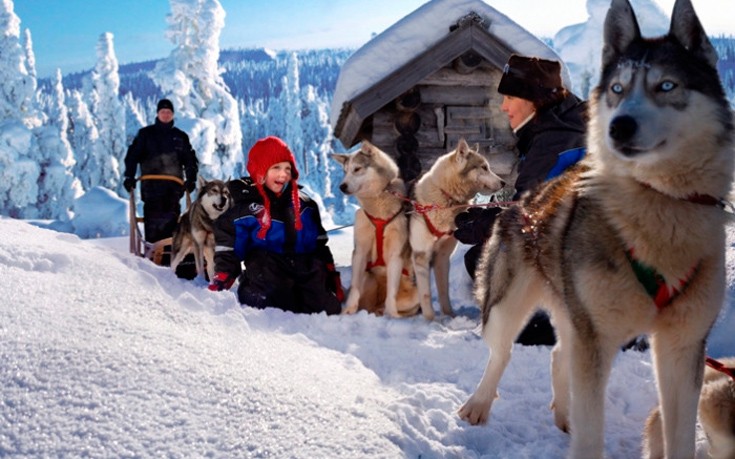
[
  {"left": 209, "top": 136, "right": 343, "bottom": 315},
  {"left": 454, "top": 54, "right": 587, "bottom": 345}
]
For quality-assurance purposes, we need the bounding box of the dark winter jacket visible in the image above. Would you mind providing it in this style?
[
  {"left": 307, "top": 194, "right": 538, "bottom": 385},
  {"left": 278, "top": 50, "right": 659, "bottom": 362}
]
[
  {"left": 214, "top": 178, "right": 340, "bottom": 315},
  {"left": 454, "top": 93, "right": 587, "bottom": 248},
  {"left": 123, "top": 118, "right": 198, "bottom": 201},
  {"left": 512, "top": 93, "right": 587, "bottom": 196}
]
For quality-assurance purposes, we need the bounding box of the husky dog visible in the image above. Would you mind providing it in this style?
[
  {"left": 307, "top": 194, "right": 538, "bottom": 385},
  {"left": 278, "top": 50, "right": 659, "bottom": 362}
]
[
  {"left": 457, "top": 0, "right": 734, "bottom": 457},
  {"left": 332, "top": 141, "right": 419, "bottom": 317},
  {"left": 644, "top": 357, "right": 735, "bottom": 459},
  {"left": 408, "top": 139, "right": 504, "bottom": 320},
  {"left": 171, "top": 176, "right": 232, "bottom": 280}
]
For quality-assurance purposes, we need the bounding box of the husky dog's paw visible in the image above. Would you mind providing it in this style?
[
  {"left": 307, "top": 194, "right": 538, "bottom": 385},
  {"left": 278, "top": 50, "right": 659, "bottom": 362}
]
[
  {"left": 458, "top": 394, "right": 495, "bottom": 425},
  {"left": 551, "top": 402, "right": 570, "bottom": 433},
  {"left": 342, "top": 299, "right": 359, "bottom": 315}
]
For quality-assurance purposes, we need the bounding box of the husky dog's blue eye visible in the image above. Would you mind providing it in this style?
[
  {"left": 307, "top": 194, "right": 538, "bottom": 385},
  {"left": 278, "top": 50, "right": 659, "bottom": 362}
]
[
  {"left": 611, "top": 83, "right": 623, "bottom": 94},
  {"left": 659, "top": 81, "right": 676, "bottom": 92}
]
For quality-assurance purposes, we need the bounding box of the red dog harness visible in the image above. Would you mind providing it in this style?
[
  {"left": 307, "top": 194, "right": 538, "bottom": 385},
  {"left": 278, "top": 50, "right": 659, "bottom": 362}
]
[
  {"left": 706, "top": 357, "right": 735, "bottom": 381},
  {"left": 364, "top": 210, "right": 402, "bottom": 271}
]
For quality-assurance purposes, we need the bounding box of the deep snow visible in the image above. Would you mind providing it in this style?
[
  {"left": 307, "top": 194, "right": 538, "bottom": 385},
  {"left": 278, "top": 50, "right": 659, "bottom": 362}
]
[{"left": 2, "top": 210, "right": 734, "bottom": 458}]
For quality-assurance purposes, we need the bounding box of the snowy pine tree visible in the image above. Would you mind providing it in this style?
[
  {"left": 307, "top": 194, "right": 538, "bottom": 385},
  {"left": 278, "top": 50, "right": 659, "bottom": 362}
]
[
  {"left": 0, "top": 0, "right": 40, "bottom": 217},
  {"left": 282, "top": 52, "right": 304, "bottom": 172},
  {"left": 34, "top": 69, "right": 82, "bottom": 220},
  {"left": 67, "top": 90, "right": 102, "bottom": 192},
  {"left": 150, "top": 0, "right": 242, "bottom": 180},
  {"left": 88, "top": 32, "right": 126, "bottom": 193}
]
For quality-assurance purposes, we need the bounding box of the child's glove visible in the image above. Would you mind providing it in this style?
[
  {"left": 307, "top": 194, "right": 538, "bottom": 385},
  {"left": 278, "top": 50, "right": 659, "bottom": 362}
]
[
  {"left": 184, "top": 179, "right": 197, "bottom": 193},
  {"left": 208, "top": 272, "right": 236, "bottom": 291},
  {"left": 326, "top": 263, "right": 345, "bottom": 303}
]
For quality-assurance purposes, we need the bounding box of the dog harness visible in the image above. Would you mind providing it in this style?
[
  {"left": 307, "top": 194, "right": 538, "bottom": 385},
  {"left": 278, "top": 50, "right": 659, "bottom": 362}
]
[
  {"left": 626, "top": 248, "right": 700, "bottom": 310},
  {"left": 413, "top": 188, "right": 460, "bottom": 239},
  {"left": 706, "top": 357, "right": 735, "bottom": 381},
  {"left": 363, "top": 209, "right": 403, "bottom": 271}
]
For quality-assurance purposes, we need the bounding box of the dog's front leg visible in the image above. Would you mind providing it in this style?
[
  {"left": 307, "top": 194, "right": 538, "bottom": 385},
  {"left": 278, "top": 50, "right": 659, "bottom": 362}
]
[
  {"left": 567, "top": 334, "right": 617, "bottom": 459},
  {"left": 383, "top": 250, "right": 404, "bottom": 318},
  {"left": 433, "top": 237, "right": 457, "bottom": 317},
  {"left": 412, "top": 249, "right": 434, "bottom": 320},
  {"left": 650, "top": 334, "right": 704, "bottom": 459},
  {"left": 343, "top": 246, "right": 368, "bottom": 314},
  {"left": 202, "top": 237, "right": 216, "bottom": 282}
]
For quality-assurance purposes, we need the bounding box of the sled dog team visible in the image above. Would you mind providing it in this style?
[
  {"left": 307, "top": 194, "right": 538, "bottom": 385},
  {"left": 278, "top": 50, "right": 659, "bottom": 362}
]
[{"left": 131, "top": 0, "right": 735, "bottom": 456}]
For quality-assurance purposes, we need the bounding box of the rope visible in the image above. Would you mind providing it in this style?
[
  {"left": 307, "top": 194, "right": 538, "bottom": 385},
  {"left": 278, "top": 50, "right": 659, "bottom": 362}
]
[{"left": 386, "top": 189, "right": 515, "bottom": 214}]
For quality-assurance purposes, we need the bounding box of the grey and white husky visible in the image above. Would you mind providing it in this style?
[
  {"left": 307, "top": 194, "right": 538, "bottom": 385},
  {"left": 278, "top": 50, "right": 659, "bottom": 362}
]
[
  {"left": 171, "top": 176, "right": 232, "bottom": 280},
  {"left": 458, "top": 0, "right": 734, "bottom": 458}
]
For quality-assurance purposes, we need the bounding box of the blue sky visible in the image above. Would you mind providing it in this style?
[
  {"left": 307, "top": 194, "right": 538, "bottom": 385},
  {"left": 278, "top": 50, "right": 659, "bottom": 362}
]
[{"left": 12, "top": 0, "right": 734, "bottom": 78}]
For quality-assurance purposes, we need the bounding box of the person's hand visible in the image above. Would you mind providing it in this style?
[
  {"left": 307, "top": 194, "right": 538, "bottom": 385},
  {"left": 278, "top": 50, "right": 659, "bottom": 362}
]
[
  {"left": 123, "top": 177, "right": 136, "bottom": 193},
  {"left": 184, "top": 179, "right": 196, "bottom": 193},
  {"left": 208, "top": 272, "right": 235, "bottom": 291},
  {"left": 453, "top": 207, "right": 501, "bottom": 245},
  {"left": 454, "top": 207, "right": 485, "bottom": 227},
  {"left": 325, "top": 263, "right": 345, "bottom": 303}
]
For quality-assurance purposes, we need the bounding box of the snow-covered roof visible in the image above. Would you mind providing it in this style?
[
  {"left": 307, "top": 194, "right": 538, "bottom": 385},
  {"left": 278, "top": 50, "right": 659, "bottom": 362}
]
[{"left": 330, "top": 0, "right": 571, "bottom": 131}]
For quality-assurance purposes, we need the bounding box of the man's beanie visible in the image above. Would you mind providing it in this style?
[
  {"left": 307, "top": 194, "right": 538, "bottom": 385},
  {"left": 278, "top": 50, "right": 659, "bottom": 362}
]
[
  {"left": 247, "top": 136, "right": 301, "bottom": 239},
  {"left": 157, "top": 98, "right": 174, "bottom": 113},
  {"left": 497, "top": 55, "right": 564, "bottom": 105}
]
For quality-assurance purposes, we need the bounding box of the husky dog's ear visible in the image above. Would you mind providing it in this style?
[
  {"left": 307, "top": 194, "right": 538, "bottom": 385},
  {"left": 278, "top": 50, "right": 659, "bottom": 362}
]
[
  {"left": 359, "top": 140, "right": 377, "bottom": 157},
  {"left": 669, "top": 0, "right": 718, "bottom": 69},
  {"left": 330, "top": 153, "right": 350, "bottom": 166},
  {"left": 454, "top": 138, "right": 470, "bottom": 161},
  {"left": 602, "top": 0, "right": 641, "bottom": 68},
  {"left": 197, "top": 175, "right": 206, "bottom": 188}
]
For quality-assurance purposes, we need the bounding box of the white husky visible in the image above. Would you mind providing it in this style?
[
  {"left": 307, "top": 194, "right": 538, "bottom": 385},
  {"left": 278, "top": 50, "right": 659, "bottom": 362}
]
[
  {"left": 332, "top": 141, "right": 420, "bottom": 317},
  {"left": 408, "top": 138, "right": 504, "bottom": 320}
]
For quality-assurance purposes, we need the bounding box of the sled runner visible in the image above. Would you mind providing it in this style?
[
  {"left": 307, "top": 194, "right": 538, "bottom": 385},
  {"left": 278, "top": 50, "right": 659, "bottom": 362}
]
[{"left": 129, "top": 174, "right": 192, "bottom": 266}]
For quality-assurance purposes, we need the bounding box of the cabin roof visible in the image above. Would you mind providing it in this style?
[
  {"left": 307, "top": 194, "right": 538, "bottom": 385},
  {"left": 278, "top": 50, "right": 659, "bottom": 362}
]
[{"left": 330, "top": 0, "right": 570, "bottom": 148}]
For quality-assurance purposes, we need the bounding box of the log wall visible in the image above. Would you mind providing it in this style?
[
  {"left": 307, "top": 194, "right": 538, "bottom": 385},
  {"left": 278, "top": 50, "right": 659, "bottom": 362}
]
[{"left": 369, "top": 61, "right": 519, "bottom": 183}]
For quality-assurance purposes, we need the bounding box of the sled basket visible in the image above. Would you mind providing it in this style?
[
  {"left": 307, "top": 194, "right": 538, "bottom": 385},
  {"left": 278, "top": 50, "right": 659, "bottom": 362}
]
[{"left": 129, "top": 174, "right": 191, "bottom": 266}]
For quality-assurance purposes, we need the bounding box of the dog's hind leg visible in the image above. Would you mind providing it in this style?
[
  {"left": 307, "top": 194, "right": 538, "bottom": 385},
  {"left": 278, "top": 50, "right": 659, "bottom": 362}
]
[
  {"left": 458, "top": 271, "right": 546, "bottom": 424},
  {"left": 548, "top": 307, "right": 572, "bottom": 433}
]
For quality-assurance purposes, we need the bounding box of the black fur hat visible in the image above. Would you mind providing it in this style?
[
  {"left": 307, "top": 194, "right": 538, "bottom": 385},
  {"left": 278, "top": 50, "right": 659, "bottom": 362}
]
[
  {"left": 497, "top": 55, "right": 564, "bottom": 107},
  {"left": 157, "top": 98, "right": 174, "bottom": 113}
]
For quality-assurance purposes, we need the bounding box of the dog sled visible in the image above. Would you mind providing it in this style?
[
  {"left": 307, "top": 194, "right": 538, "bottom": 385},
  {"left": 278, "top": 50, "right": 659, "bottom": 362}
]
[{"left": 129, "top": 174, "right": 191, "bottom": 267}]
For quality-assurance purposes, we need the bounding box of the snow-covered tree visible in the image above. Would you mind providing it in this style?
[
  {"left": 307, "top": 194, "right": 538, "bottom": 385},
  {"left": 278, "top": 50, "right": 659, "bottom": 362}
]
[
  {"left": 0, "top": 0, "right": 40, "bottom": 217},
  {"left": 150, "top": 0, "right": 242, "bottom": 180},
  {"left": 34, "top": 69, "right": 82, "bottom": 220},
  {"left": 88, "top": 32, "right": 126, "bottom": 192},
  {"left": 282, "top": 52, "right": 304, "bottom": 170},
  {"left": 67, "top": 89, "right": 102, "bottom": 191},
  {"left": 22, "top": 28, "right": 35, "bottom": 80}
]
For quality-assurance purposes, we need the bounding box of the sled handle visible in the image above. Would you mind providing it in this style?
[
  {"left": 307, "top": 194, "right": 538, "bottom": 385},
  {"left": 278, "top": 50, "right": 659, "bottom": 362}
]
[{"left": 137, "top": 174, "right": 192, "bottom": 208}]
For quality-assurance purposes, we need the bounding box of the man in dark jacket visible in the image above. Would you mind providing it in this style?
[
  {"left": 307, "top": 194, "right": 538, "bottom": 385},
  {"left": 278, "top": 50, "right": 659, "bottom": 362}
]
[
  {"left": 123, "top": 98, "right": 199, "bottom": 244},
  {"left": 454, "top": 55, "right": 587, "bottom": 345}
]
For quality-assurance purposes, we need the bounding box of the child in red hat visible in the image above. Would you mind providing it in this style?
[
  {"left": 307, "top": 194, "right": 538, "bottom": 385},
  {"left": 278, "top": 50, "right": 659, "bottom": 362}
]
[{"left": 209, "top": 136, "right": 343, "bottom": 315}]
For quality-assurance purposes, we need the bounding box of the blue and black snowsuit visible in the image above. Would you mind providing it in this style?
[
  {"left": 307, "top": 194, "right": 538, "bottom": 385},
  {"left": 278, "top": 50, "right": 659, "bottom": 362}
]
[{"left": 213, "top": 178, "right": 341, "bottom": 315}]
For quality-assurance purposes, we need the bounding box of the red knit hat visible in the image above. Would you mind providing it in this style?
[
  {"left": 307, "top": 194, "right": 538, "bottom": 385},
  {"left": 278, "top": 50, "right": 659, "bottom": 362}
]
[{"left": 246, "top": 136, "right": 301, "bottom": 239}]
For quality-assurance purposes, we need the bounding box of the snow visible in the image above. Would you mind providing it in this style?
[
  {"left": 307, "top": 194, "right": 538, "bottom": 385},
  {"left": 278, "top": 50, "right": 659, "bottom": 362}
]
[
  {"left": 330, "top": 0, "right": 572, "bottom": 130},
  {"left": 3, "top": 194, "right": 734, "bottom": 457}
]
